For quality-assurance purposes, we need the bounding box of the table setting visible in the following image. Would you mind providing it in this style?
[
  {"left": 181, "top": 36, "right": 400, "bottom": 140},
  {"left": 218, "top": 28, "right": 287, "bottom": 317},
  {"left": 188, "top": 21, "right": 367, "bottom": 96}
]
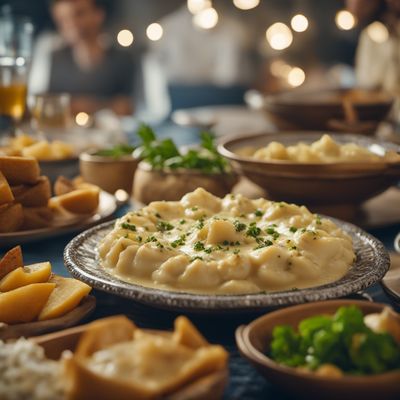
[{"left": 1, "top": 2, "right": 400, "bottom": 400}]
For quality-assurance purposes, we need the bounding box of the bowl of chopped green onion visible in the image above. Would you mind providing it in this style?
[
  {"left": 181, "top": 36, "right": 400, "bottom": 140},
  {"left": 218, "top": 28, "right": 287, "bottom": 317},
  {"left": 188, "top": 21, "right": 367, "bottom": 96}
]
[
  {"left": 79, "top": 144, "right": 138, "bottom": 194},
  {"left": 131, "top": 124, "right": 237, "bottom": 204},
  {"left": 236, "top": 300, "right": 400, "bottom": 400}
]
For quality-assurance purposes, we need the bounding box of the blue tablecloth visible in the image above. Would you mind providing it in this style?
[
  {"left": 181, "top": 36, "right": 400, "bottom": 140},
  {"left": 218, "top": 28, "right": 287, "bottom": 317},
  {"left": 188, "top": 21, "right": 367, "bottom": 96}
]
[{"left": 2, "top": 125, "right": 399, "bottom": 399}]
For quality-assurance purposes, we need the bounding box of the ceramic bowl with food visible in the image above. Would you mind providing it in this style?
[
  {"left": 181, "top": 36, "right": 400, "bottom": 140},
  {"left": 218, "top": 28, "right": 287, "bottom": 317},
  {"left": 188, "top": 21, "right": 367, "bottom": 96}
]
[
  {"left": 218, "top": 132, "right": 400, "bottom": 219},
  {"left": 246, "top": 88, "right": 393, "bottom": 133},
  {"left": 79, "top": 149, "right": 138, "bottom": 195},
  {"left": 236, "top": 300, "right": 400, "bottom": 400},
  {"left": 133, "top": 161, "right": 238, "bottom": 204},
  {"left": 31, "top": 315, "right": 228, "bottom": 400},
  {"left": 131, "top": 126, "right": 237, "bottom": 204}
]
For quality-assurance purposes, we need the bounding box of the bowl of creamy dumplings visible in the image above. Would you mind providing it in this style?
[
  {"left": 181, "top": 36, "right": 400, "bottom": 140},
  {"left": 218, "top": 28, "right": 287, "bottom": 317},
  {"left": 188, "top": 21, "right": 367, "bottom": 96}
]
[{"left": 218, "top": 132, "right": 400, "bottom": 219}]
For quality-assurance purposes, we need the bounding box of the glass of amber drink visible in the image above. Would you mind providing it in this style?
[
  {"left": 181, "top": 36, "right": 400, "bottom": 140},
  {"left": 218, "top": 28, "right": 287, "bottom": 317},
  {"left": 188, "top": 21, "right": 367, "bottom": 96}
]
[{"left": 0, "top": 16, "right": 33, "bottom": 136}]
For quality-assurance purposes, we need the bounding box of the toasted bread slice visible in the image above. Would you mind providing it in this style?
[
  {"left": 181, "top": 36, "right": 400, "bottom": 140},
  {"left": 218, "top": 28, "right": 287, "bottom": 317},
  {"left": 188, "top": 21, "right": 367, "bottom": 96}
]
[
  {"left": 0, "top": 171, "right": 14, "bottom": 205},
  {"left": 12, "top": 176, "right": 51, "bottom": 207},
  {"left": 0, "top": 156, "right": 40, "bottom": 185},
  {"left": 0, "top": 202, "right": 24, "bottom": 233}
]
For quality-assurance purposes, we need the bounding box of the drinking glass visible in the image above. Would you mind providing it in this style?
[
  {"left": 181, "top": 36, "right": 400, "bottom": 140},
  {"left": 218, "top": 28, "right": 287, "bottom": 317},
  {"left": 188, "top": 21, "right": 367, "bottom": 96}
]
[
  {"left": 0, "top": 16, "right": 33, "bottom": 136},
  {"left": 31, "top": 93, "right": 72, "bottom": 135}
]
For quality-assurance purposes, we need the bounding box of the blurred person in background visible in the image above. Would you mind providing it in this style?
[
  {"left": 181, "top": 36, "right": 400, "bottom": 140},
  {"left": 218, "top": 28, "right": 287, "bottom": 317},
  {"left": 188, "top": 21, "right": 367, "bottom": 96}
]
[
  {"left": 142, "top": 4, "right": 256, "bottom": 119},
  {"left": 29, "top": 0, "right": 134, "bottom": 116},
  {"left": 347, "top": 0, "right": 400, "bottom": 92}
]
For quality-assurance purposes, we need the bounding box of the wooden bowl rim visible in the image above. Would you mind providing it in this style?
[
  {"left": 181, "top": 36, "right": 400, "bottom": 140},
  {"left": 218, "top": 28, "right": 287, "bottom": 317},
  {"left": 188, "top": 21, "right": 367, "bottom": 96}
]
[{"left": 236, "top": 299, "right": 400, "bottom": 383}]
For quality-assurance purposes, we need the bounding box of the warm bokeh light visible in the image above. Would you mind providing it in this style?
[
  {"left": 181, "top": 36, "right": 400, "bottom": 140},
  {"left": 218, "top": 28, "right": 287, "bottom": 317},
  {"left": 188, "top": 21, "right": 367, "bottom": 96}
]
[
  {"left": 266, "top": 23, "right": 293, "bottom": 50},
  {"left": 193, "top": 7, "right": 219, "bottom": 29},
  {"left": 335, "top": 10, "right": 356, "bottom": 30},
  {"left": 270, "top": 59, "right": 292, "bottom": 78},
  {"left": 287, "top": 67, "right": 306, "bottom": 87},
  {"left": 366, "top": 21, "right": 389, "bottom": 43},
  {"left": 117, "top": 29, "right": 134, "bottom": 47},
  {"left": 233, "top": 0, "right": 260, "bottom": 11},
  {"left": 75, "top": 112, "right": 89, "bottom": 126},
  {"left": 291, "top": 14, "right": 309, "bottom": 32},
  {"left": 146, "top": 23, "right": 163, "bottom": 41},
  {"left": 187, "top": 0, "right": 211, "bottom": 14}
]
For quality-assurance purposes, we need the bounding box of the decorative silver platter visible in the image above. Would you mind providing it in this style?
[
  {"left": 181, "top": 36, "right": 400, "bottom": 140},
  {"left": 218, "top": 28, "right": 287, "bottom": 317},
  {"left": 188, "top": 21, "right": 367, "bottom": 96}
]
[{"left": 64, "top": 219, "right": 390, "bottom": 313}]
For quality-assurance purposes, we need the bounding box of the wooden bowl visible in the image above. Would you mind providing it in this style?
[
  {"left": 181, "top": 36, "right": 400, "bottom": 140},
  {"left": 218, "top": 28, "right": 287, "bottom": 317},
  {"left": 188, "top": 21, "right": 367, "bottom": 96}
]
[
  {"left": 33, "top": 321, "right": 228, "bottom": 400},
  {"left": 79, "top": 152, "right": 139, "bottom": 195},
  {"left": 235, "top": 300, "right": 400, "bottom": 400},
  {"left": 246, "top": 88, "right": 393, "bottom": 132},
  {"left": 133, "top": 161, "right": 238, "bottom": 204},
  {"left": 218, "top": 132, "right": 400, "bottom": 218}
]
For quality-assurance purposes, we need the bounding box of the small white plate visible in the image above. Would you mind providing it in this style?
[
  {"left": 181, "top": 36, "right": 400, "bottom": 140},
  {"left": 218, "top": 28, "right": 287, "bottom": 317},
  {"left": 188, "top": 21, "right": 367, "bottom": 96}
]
[{"left": 0, "top": 191, "right": 117, "bottom": 246}]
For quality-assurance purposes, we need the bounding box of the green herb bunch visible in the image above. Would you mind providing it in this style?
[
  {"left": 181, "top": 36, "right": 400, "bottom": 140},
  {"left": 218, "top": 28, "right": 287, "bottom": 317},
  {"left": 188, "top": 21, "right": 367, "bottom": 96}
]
[
  {"left": 133, "top": 124, "right": 229, "bottom": 174},
  {"left": 94, "top": 144, "right": 136, "bottom": 158},
  {"left": 270, "top": 306, "right": 400, "bottom": 375}
]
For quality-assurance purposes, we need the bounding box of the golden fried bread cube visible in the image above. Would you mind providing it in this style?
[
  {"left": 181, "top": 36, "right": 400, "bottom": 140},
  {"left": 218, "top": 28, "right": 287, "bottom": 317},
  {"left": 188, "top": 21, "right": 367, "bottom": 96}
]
[
  {"left": 11, "top": 176, "right": 51, "bottom": 207},
  {"left": 22, "top": 206, "right": 53, "bottom": 230},
  {"left": 0, "top": 203, "right": 24, "bottom": 233},
  {"left": 0, "top": 156, "right": 40, "bottom": 185},
  {"left": 0, "top": 171, "right": 14, "bottom": 205}
]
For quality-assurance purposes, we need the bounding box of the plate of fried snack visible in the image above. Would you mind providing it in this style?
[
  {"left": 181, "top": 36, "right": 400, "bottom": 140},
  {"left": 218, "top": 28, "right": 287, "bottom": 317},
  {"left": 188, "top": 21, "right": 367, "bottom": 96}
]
[
  {"left": 0, "top": 246, "right": 95, "bottom": 340},
  {"left": 0, "top": 315, "right": 228, "bottom": 400},
  {"left": 0, "top": 155, "right": 117, "bottom": 245}
]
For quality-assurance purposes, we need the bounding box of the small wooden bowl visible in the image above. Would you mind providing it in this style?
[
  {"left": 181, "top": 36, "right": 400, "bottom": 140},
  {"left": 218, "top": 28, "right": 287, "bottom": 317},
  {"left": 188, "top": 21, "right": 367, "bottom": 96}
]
[
  {"left": 235, "top": 300, "right": 400, "bottom": 400},
  {"left": 79, "top": 152, "right": 139, "bottom": 195},
  {"left": 133, "top": 161, "right": 238, "bottom": 204},
  {"left": 33, "top": 321, "right": 228, "bottom": 400}
]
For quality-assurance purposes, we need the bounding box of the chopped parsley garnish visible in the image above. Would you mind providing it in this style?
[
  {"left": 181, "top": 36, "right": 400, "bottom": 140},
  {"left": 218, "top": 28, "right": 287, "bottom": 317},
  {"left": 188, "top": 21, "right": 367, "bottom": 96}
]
[
  {"left": 272, "top": 232, "right": 280, "bottom": 240},
  {"left": 316, "top": 215, "right": 322, "bottom": 225},
  {"left": 121, "top": 223, "right": 137, "bottom": 232},
  {"left": 233, "top": 249, "right": 240, "bottom": 254},
  {"left": 234, "top": 220, "right": 246, "bottom": 232},
  {"left": 136, "top": 236, "right": 142, "bottom": 242},
  {"left": 196, "top": 218, "right": 205, "bottom": 229},
  {"left": 266, "top": 227, "right": 276, "bottom": 235},
  {"left": 254, "top": 239, "right": 273, "bottom": 250},
  {"left": 191, "top": 206, "right": 198, "bottom": 212},
  {"left": 171, "top": 235, "right": 186, "bottom": 248},
  {"left": 179, "top": 219, "right": 186, "bottom": 225},
  {"left": 145, "top": 236, "right": 157, "bottom": 243},
  {"left": 191, "top": 256, "right": 204, "bottom": 262},
  {"left": 156, "top": 221, "right": 174, "bottom": 232},
  {"left": 193, "top": 241, "right": 205, "bottom": 251},
  {"left": 246, "top": 225, "right": 261, "bottom": 238},
  {"left": 155, "top": 213, "right": 162, "bottom": 218},
  {"left": 254, "top": 209, "right": 264, "bottom": 217},
  {"left": 289, "top": 226, "right": 298, "bottom": 233}
]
